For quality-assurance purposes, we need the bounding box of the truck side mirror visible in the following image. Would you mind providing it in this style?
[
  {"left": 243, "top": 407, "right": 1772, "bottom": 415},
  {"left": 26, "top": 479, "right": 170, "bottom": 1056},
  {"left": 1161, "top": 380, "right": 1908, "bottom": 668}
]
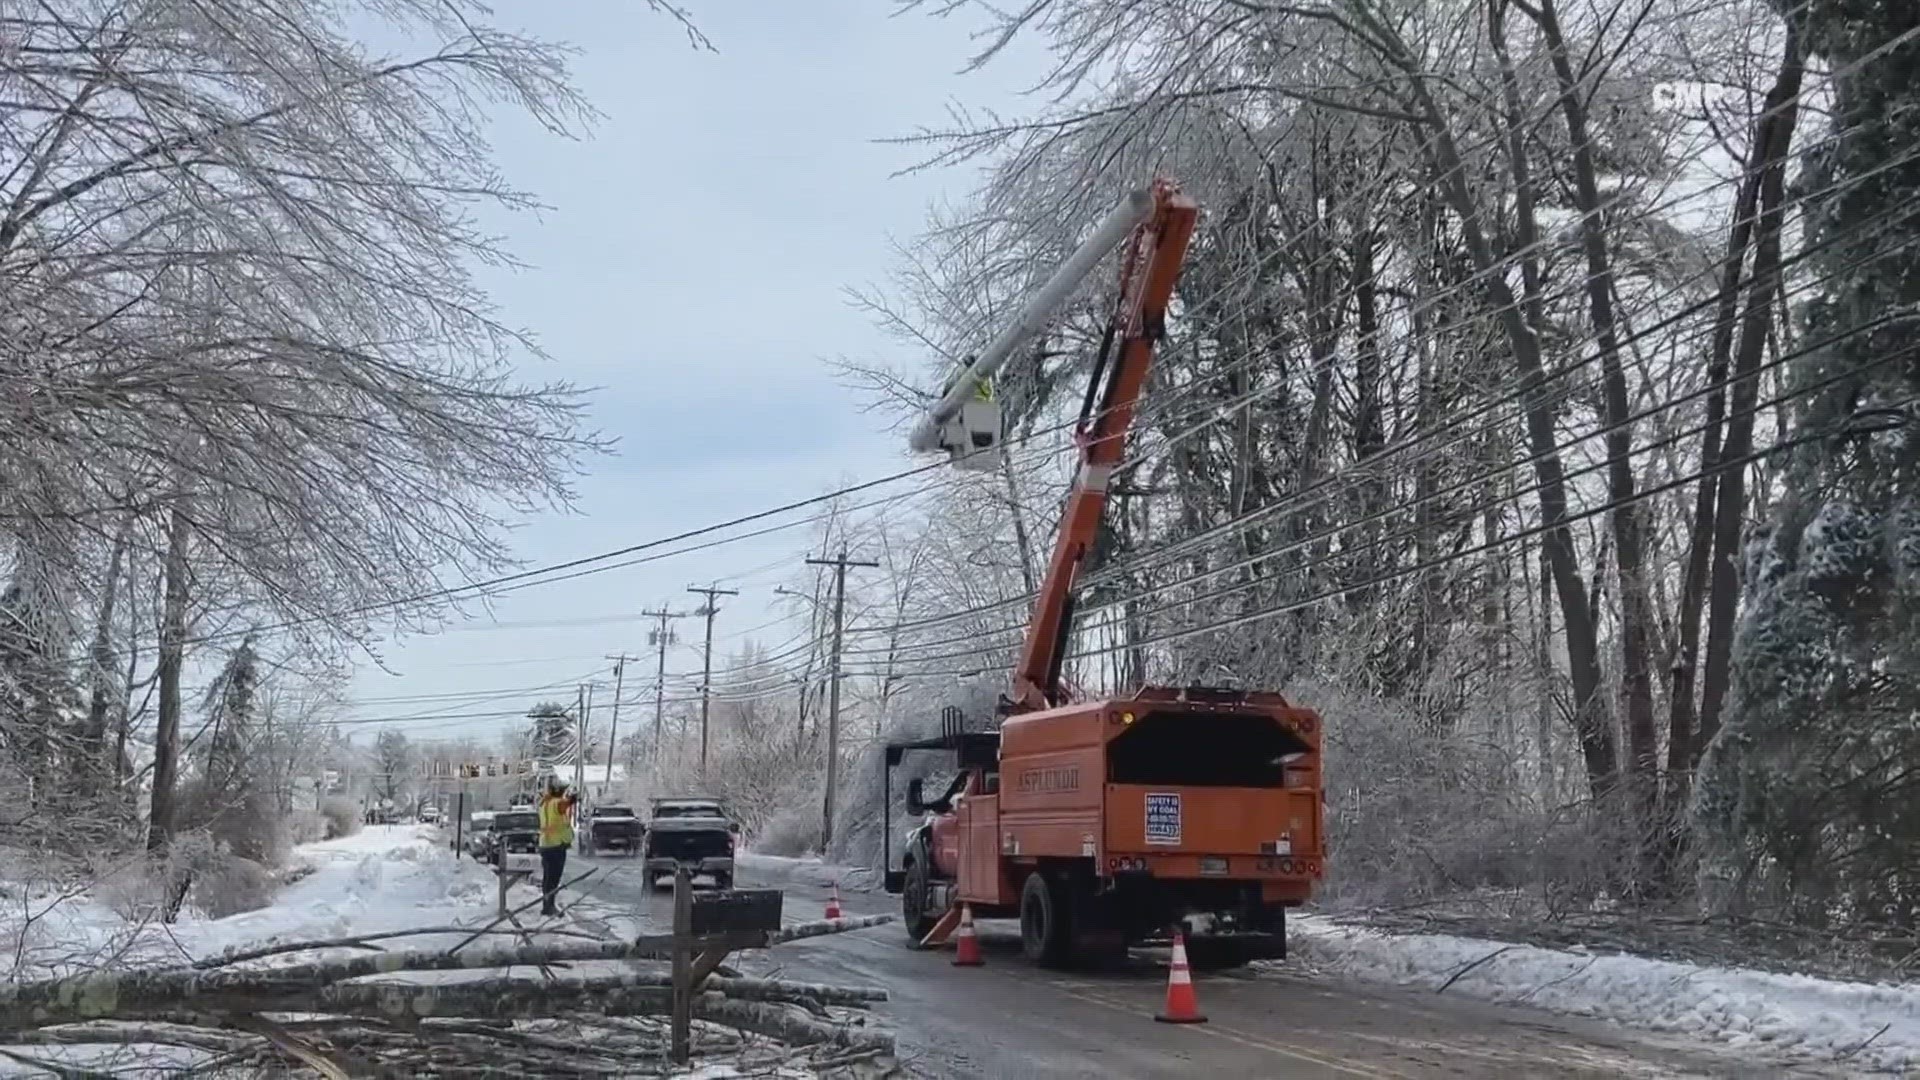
[
  {"left": 905, "top": 777, "right": 926, "bottom": 815},
  {"left": 728, "top": 822, "right": 741, "bottom": 834}
]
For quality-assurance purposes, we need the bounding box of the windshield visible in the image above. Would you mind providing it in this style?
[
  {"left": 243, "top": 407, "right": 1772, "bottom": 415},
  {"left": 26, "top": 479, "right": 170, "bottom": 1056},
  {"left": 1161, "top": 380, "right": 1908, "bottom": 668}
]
[
  {"left": 652, "top": 803, "right": 722, "bottom": 818},
  {"left": 493, "top": 812, "right": 538, "bottom": 831},
  {"left": 593, "top": 806, "right": 634, "bottom": 818}
]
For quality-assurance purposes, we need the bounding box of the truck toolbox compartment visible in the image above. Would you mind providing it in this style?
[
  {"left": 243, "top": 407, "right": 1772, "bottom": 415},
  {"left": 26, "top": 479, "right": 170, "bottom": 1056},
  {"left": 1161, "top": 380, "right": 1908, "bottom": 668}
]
[{"left": 1105, "top": 785, "right": 1319, "bottom": 858}]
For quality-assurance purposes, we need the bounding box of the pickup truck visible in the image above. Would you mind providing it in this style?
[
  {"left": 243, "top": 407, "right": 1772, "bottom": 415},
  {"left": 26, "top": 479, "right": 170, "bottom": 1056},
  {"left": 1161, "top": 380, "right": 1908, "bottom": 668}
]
[
  {"left": 583, "top": 804, "right": 642, "bottom": 856},
  {"left": 643, "top": 797, "right": 739, "bottom": 889},
  {"left": 486, "top": 808, "right": 541, "bottom": 874},
  {"left": 464, "top": 810, "right": 496, "bottom": 860}
]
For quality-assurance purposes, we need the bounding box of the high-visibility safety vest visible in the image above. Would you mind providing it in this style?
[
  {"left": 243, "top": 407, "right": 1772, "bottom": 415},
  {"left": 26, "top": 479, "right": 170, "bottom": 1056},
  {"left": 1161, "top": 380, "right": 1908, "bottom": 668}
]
[{"left": 538, "top": 791, "right": 575, "bottom": 848}]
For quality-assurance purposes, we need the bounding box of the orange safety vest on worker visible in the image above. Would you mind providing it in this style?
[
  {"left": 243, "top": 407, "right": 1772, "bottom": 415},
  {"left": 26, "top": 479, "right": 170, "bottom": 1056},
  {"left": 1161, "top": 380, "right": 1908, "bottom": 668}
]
[{"left": 538, "top": 789, "right": 576, "bottom": 849}]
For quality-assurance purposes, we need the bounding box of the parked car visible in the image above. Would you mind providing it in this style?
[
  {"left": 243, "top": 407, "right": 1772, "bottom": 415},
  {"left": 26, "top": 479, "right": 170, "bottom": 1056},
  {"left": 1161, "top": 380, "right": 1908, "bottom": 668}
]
[
  {"left": 418, "top": 805, "right": 442, "bottom": 825},
  {"left": 583, "top": 804, "right": 641, "bottom": 856},
  {"left": 487, "top": 809, "right": 541, "bottom": 874},
  {"left": 642, "top": 797, "right": 739, "bottom": 890},
  {"left": 464, "top": 810, "right": 497, "bottom": 861}
]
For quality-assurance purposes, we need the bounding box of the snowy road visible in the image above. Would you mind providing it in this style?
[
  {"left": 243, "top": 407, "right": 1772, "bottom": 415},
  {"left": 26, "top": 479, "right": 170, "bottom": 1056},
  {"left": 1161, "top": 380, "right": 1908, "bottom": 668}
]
[{"left": 567, "top": 853, "right": 1829, "bottom": 1079}]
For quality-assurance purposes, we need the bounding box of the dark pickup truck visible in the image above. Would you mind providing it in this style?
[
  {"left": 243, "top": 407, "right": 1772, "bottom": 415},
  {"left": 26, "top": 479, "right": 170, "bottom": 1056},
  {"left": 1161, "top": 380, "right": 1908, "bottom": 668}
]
[
  {"left": 583, "top": 804, "right": 642, "bottom": 856},
  {"left": 485, "top": 809, "right": 541, "bottom": 874},
  {"left": 643, "top": 797, "right": 739, "bottom": 890}
]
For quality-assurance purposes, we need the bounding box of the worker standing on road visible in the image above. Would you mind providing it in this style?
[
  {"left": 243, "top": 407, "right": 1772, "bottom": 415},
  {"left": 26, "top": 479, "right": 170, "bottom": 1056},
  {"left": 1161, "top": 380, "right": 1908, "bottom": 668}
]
[{"left": 537, "top": 775, "right": 577, "bottom": 916}]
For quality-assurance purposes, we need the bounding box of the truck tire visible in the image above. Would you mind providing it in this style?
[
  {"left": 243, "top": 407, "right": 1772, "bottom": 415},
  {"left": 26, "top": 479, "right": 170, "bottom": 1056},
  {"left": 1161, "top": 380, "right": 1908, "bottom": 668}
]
[
  {"left": 1020, "top": 871, "right": 1074, "bottom": 967},
  {"left": 901, "top": 839, "right": 939, "bottom": 943}
]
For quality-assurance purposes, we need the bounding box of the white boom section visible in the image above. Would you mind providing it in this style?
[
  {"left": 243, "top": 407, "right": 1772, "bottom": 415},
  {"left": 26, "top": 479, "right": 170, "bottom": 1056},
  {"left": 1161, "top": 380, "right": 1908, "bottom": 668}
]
[{"left": 908, "top": 188, "right": 1155, "bottom": 453}]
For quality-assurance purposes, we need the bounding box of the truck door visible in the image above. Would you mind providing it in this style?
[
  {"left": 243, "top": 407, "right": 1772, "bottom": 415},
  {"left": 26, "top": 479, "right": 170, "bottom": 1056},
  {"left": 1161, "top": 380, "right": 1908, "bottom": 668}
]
[{"left": 957, "top": 771, "right": 1007, "bottom": 906}]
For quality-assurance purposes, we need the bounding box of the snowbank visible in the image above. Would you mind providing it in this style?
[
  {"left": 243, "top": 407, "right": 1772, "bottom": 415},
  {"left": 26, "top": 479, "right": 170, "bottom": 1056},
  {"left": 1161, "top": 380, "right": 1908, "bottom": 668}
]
[
  {"left": 1, "top": 825, "right": 498, "bottom": 979},
  {"left": 185, "top": 824, "right": 496, "bottom": 962},
  {"left": 1285, "top": 915, "right": 1920, "bottom": 1074}
]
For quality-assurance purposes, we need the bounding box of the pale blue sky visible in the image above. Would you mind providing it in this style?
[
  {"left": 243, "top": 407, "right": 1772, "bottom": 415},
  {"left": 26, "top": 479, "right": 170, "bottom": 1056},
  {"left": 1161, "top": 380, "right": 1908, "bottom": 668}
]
[{"left": 340, "top": 3, "right": 1042, "bottom": 742}]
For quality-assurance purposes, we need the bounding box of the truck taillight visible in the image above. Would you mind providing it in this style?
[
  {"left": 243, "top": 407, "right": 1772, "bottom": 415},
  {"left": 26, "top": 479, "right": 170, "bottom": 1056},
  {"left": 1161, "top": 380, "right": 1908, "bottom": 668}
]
[{"left": 1105, "top": 856, "right": 1148, "bottom": 873}]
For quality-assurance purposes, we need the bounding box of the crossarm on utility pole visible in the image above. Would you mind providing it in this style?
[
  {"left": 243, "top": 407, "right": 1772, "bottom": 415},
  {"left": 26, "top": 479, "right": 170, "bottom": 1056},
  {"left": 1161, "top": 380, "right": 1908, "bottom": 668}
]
[{"left": 907, "top": 188, "right": 1154, "bottom": 453}]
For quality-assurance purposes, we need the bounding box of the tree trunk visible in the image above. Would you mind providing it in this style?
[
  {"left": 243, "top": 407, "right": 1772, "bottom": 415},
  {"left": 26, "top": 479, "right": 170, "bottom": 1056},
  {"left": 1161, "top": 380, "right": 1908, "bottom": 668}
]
[
  {"left": 1000, "top": 448, "right": 1039, "bottom": 596},
  {"left": 147, "top": 505, "right": 192, "bottom": 853},
  {"left": 1668, "top": 26, "right": 1803, "bottom": 799},
  {"left": 1402, "top": 38, "right": 1618, "bottom": 794},
  {"left": 1700, "top": 31, "right": 1805, "bottom": 753},
  {"left": 81, "top": 521, "right": 130, "bottom": 794},
  {"left": 1527, "top": 0, "right": 1662, "bottom": 805}
]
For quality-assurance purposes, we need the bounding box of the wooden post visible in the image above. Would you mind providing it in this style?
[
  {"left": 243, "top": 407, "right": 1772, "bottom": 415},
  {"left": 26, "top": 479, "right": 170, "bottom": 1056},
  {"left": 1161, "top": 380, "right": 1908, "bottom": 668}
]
[{"left": 670, "top": 865, "right": 693, "bottom": 1064}]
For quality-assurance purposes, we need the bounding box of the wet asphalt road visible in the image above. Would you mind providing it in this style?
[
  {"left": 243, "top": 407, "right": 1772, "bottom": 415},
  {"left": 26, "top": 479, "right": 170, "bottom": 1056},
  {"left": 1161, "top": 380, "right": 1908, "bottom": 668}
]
[{"left": 566, "top": 853, "right": 1833, "bottom": 1079}]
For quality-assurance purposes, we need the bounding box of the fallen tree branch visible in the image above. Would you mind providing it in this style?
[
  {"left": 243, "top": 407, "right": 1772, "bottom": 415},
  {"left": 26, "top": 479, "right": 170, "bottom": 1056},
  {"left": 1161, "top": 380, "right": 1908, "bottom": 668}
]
[
  {"left": 0, "top": 913, "right": 901, "bottom": 1072},
  {"left": 445, "top": 867, "right": 603, "bottom": 956},
  {"left": 4, "top": 1022, "right": 251, "bottom": 1053},
  {"left": 707, "top": 975, "right": 887, "bottom": 1007},
  {"left": 770, "top": 914, "right": 896, "bottom": 945},
  {"left": 0, "top": 1045, "right": 116, "bottom": 1080},
  {"left": 192, "top": 924, "right": 608, "bottom": 970},
  {"left": 225, "top": 1014, "right": 360, "bottom": 1080},
  {"left": 1436, "top": 945, "right": 1519, "bottom": 993},
  {"left": 693, "top": 997, "right": 895, "bottom": 1052}
]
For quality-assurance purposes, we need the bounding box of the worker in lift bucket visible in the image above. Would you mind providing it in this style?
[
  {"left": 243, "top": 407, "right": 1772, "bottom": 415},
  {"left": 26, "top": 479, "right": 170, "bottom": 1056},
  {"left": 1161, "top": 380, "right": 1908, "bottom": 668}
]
[{"left": 537, "top": 775, "right": 578, "bottom": 916}]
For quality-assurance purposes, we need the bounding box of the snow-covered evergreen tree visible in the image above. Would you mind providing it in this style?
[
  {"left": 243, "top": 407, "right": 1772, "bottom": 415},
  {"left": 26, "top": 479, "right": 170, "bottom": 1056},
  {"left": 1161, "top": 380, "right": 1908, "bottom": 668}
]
[{"left": 1694, "top": 0, "right": 1920, "bottom": 929}]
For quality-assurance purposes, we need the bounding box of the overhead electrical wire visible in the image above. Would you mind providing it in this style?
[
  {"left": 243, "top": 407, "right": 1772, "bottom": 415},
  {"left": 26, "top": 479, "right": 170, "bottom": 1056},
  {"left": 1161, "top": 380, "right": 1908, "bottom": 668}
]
[{"left": 819, "top": 179, "right": 1920, "bottom": 665}]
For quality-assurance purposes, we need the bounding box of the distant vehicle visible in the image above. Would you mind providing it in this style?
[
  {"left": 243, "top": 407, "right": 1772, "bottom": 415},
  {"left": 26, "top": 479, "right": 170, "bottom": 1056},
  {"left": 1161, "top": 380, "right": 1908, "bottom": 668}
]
[
  {"left": 508, "top": 792, "right": 535, "bottom": 809},
  {"left": 464, "top": 810, "right": 497, "bottom": 861},
  {"left": 418, "top": 805, "right": 442, "bottom": 825},
  {"left": 642, "top": 797, "right": 739, "bottom": 890},
  {"left": 583, "top": 804, "right": 641, "bottom": 856},
  {"left": 487, "top": 809, "right": 541, "bottom": 874}
]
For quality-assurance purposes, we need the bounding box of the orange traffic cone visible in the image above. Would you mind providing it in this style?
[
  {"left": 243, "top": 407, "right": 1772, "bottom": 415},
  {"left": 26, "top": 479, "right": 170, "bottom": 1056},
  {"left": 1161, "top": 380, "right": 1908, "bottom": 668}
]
[
  {"left": 825, "top": 882, "right": 843, "bottom": 920},
  {"left": 1154, "top": 930, "right": 1207, "bottom": 1024},
  {"left": 951, "top": 904, "right": 983, "bottom": 967}
]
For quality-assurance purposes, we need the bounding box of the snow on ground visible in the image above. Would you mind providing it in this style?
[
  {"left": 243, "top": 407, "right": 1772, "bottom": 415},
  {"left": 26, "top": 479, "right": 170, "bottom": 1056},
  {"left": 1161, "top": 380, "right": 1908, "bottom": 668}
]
[
  {"left": 1283, "top": 915, "right": 1920, "bottom": 1075},
  {"left": 186, "top": 824, "right": 497, "bottom": 962},
  {"left": 1, "top": 825, "right": 503, "bottom": 980}
]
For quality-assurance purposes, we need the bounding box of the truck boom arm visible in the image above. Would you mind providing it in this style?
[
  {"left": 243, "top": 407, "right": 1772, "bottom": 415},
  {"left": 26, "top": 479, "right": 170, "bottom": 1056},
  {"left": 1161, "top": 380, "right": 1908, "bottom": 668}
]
[
  {"left": 1011, "top": 181, "right": 1199, "bottom": 712},
  {"left": 908, "top": 190, "right": 1156, "bottom": 453}
]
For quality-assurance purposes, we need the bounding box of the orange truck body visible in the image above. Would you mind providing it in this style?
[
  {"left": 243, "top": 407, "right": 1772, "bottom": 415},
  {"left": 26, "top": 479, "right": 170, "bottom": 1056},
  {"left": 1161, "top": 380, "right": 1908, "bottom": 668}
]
[{"left": 899, "top": 687, "right": 1325, "bottom": 961}]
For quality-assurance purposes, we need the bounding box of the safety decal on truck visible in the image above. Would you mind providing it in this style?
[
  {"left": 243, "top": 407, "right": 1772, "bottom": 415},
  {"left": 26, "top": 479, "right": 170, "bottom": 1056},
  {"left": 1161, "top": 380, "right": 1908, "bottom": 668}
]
[{"left": 1145, "top": 792, "right": 1181, "bottom": 845}]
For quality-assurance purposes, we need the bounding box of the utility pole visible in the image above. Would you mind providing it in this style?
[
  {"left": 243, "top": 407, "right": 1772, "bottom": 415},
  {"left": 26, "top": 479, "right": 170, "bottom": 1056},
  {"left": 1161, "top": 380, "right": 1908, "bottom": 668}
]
[
  {"left": 604, "top": 653, "right": 637, "bottom": 788},
  {"left": 643, "top": 609, "right": 687, "bottom": 761},
  {"left": 686, "top": 585, "right": 738, "bottom": 773},
  {"left": 807, "top": 549, "right": 877, "bottom": 852},
  {"left": 574, "top": 681, "right": 593, "bottom": 797}
]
